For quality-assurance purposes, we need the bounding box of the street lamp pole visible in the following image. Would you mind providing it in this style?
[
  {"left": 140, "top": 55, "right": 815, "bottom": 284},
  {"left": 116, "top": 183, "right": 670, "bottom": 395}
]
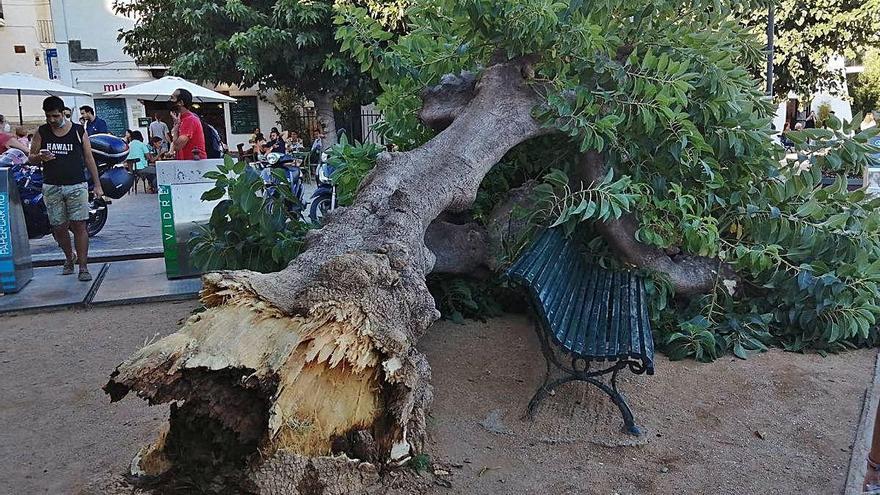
[{"left": 766, "top": 3, "right": 775, "bottom": 98}]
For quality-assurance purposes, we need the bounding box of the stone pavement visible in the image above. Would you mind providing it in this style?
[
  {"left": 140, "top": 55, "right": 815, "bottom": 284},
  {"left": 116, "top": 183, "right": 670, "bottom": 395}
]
[
  {"left": 28, "top": 192, "right": 162, "bottom": 263},
  {"left": 0, "top": 258, "right": 201, "bottom": 314}
]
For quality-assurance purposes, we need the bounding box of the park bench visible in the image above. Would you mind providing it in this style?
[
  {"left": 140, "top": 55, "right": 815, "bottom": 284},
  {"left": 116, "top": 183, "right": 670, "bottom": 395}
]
[{"left": 506, "top": 228, "right": 655, "bottom": 435}]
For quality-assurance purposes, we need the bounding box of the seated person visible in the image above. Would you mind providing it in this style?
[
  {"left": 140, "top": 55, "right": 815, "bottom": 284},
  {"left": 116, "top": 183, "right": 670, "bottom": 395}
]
[
  {"left": 286, "top": 131, "right": 304, "bottom": 152},
  {"left": 15, "top": 126, "right": 30, "bottom": 148},
  {"left": 126, "top": 131, "right": 157, "bottom": 192},
  {"left": 309, "top": 129, "right": 324, "bottom": 164},
  {"left": 250, "top": 133, "right": 267, "bottom": 158},
  {"left": 0, "top": 130, "right": 29, "bottom": 154},
  {"left": 266, "top": 130, "right": 286, "bottom": 154}
]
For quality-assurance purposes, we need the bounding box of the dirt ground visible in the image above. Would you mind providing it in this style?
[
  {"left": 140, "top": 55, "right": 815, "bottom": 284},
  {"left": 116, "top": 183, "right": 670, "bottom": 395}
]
[{"left": 0, "top": 302, "right": 874, "bottom": 494}]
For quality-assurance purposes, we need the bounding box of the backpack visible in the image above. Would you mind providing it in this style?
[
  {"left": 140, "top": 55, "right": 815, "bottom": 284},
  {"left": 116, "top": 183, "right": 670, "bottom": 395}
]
[{"left": 197, "top": 115, "right": 224, "bottom": 158}]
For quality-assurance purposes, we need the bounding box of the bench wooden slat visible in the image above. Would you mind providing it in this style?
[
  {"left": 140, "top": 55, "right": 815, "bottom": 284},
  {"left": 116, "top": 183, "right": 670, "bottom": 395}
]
[
  {"left": 547, "top": 243, "right": 582, "bottom": 337},
  {"left": 589, "top": 269, "right": 612, "bottom": 359},
  {"left": 638, "top": 281, "right": 655, "bottom": 373},
  {"left": 561, "top": 263, "right": 590, "bottom": 349},
  {"left": 569, "top": 265, "right": 598, "bottom": 354},
  {"left": 608, "top": 271, "right": 624, "bottom": 359},
  {"left": 628, "top": 273, "right": 643, "bottom": 358},
  {"left": 575, "top": 269, "right": 602, "bottom": 356},
  {"left": 537, "top": 240, "right": 572, "bottom": 324}
]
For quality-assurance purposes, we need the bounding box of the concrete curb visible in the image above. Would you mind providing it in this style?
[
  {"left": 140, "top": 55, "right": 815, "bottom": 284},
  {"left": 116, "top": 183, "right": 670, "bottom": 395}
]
[
  {"left": 32, "top": 248, "right": 163, "bottom": 267},
  {"left": 845, "top": 350, "right": 880, "bottom": 495}
]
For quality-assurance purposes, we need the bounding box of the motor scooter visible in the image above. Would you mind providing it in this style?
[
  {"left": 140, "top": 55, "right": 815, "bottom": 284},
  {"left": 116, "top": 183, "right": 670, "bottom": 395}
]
[
  {"left": 309, "top": 151, "right": 335, "bottom": 224},
  {"left": 0, "top": 134, "right": 131, "bottom": 239},
  {"left": 258, "top": 151, "right": 306, "bottom": 217}
]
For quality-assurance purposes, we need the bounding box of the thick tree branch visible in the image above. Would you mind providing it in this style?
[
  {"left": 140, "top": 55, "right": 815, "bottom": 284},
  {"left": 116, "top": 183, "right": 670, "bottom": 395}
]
[
  {"left": 424, "top": 220, "right": 488, "bottom": 275},
  {"left": 576, "top": 151, "right": 736, "bottom": 297},
  {"left": 424, "top": 182, "right": 540, "bottom": 276},
  {"left": 418, "top": 71, "right": 477, "bottom": 131}
]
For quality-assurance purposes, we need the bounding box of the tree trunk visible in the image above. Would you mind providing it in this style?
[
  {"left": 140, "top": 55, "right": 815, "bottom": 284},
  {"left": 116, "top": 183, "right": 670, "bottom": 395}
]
[
  {"left": 105, "top": 60, "right": 548, "bottom": 489},
  {"left": 312, "top": 92, "right": 338, "bottom": 147}
]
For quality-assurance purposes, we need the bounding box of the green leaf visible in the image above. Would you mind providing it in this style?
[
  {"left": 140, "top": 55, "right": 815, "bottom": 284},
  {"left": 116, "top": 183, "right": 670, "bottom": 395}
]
[{"left": 201, "top": 186, "right": 226, "bottom": 201}]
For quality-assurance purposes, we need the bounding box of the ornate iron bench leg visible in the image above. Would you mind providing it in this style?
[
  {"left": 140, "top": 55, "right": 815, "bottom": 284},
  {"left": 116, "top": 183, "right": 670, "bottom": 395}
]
[
  {"left": 594, "top": 367, "right": 640, "bottom": 436},
  {"left": 526, "top": 320, "right": 555, "bottom": 420},
  {"left": 584, "top": 375, "right": 640, "bottom": 436}
]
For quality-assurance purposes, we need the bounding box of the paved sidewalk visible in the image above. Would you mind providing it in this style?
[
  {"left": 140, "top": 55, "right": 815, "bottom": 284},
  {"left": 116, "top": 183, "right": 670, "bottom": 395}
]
[
  {"left": 0, "top": 258, "right": 200, "bottom": 315},
  {"left": 28, "top": 192, "right": 162, "bottom": 263}
]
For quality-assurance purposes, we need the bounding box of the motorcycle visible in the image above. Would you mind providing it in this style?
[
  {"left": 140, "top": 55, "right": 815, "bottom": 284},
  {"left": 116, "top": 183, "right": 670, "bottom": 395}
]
[
  {"left": 258, "top": 151, "right": 306, "bottom": 217},
  {"left": 309, "top": 151, "right": 335, "bottom": 224},
  {"left": 0, "top": 134, "right": 131, "bottom": 239}
]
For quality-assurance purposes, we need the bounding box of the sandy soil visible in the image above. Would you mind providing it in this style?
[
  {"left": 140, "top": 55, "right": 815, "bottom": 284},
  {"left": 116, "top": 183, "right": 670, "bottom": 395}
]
[
  {"left": 0, "top": 303, "right": 874, "bottom": 494},
  {"left": 422, "top": 316, "right": 874, "bottom": 495},
  {"left": 0, "top": 301, "right": 197, "bottom": 495}
]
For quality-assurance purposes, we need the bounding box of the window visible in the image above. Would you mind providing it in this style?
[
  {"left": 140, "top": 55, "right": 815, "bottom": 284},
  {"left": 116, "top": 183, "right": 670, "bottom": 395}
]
[
  {"left": 0, "top": 1, "right": 5, "bottom": 21},
  {"left": 14, "top": 45, "right": 25, "bottom": 54}
]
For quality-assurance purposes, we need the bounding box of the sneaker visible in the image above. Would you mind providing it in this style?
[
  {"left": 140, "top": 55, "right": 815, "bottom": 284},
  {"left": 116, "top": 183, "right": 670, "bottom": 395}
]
[
  {"left": 62, "top": 255, "right": 77, "bottom": 275},
  {"left": 78, "top": 270, "right": 92, "bottom": 282}
]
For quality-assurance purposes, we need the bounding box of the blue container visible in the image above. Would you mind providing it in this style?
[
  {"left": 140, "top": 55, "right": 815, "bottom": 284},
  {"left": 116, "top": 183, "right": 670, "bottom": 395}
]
[{"left": 0, "top": 167, "right": 33, "bottom": 293}]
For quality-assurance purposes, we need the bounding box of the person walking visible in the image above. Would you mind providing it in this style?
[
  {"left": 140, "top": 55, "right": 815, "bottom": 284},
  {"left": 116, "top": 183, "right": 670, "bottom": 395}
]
[
  {"left": 30, "top": 96, "right": 104, "bottom": 281},
  {"left": 148, "top": 113, "right": 171, "bottom": 151},
  {"left": 165, "top": 88, "right": 205, "bottom": 160},
  {"left": 79, "top": 105, "right": 109, "bottom": 136}
]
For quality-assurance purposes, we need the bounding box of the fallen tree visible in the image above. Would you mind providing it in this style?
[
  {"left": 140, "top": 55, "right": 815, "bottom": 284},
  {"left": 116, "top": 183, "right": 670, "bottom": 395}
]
[{"left": 105, "top": 0, "right": 880, "bottom": 491}]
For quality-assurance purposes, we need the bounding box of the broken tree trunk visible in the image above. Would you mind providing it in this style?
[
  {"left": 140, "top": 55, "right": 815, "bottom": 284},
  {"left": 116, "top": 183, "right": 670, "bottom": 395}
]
[{"left": 105, "top": 60, "right": 549, "bottom": 488}]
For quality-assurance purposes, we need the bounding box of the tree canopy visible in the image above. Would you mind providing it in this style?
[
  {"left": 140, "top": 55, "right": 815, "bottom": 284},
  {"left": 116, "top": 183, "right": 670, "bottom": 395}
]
[
  {"left": 113, "top": 0, "right": 408, "bottom": 142},
  {"left": 336, "top": 0, "right": 880, "bottom": 360},
  {"left": 851, "top": 48, "right": 880, "bottom": 115},
  {"left": 749, "top": 0, "right": 880, "bottom": 98}
]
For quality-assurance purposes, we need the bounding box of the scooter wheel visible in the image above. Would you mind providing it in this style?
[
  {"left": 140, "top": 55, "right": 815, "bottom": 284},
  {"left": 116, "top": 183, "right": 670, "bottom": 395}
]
[
  {"left": 309, "top": 196, "right": 333, "bottom": 224},
  {"left": 87, "top": 204, "right": 108, "bottom": 237}
]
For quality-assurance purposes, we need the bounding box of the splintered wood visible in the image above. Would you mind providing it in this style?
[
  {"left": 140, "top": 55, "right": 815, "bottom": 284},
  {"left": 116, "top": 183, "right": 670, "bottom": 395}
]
[{"left": 120, "top": 283, "right": 385, "bottom": 458}]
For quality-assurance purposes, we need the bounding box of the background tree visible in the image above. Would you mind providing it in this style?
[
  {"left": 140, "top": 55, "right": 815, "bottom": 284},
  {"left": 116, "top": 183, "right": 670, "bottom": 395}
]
[
  {"left": 105, "top": 0, "right": 880, "bottom": 491},
  {"left": 851, "top": 49, "right": 880, "bottom": 116},
  {"left": 748, "top": 0, "right": 880, "bottom": 98},
  {"left": 113, "top": 0, "right": 406, "bottom": 145}
]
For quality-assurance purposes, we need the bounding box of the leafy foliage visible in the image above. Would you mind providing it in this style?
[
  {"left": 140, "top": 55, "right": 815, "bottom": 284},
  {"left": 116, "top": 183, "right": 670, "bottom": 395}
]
[
  {"left": 189, "top": 156, "right": 310, "bottom": 273},
  {"left": 747, "top": 0, "right": 880, "bottom": 98},
  {"left": 326, "top": 135, "right": 383, "bottom": 206},
  {"left": 335, "top": 0, "right": 880, "bottom": 360},
  {"left": 112, "top": 0, "right": 407, "bottom": 117},
  {"left": 851, "top": 49, "right": 880, "bottom": 116},
  {"left": 426, "top": 274, "right": 506, "bottom": 323}
]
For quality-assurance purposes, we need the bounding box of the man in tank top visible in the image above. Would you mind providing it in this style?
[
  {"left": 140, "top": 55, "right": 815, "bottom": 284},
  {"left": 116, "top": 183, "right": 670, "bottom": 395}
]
[{"left": 29, "top": 96, "right": 104, "bottom": 281}]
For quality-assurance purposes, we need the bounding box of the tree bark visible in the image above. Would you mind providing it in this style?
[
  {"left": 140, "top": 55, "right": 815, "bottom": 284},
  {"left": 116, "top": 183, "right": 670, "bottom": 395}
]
[
  {"left": 312, "top": 92, "right": 338, "bottom": 147},
  {"left": 105, "top": 60, "right": 548, "bottom": 487},
  {"left": 576, "top": 151, "right": 735, "bottom": 297}
]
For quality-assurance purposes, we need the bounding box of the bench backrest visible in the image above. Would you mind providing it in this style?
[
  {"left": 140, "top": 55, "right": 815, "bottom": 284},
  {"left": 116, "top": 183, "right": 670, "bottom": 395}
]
[{"left": 507, "top": 228, "right": 655, "bottom": 374}]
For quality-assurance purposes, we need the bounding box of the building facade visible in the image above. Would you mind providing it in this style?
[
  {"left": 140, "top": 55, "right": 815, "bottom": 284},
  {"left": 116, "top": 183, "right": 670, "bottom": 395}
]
[
  {"left": 47, "top": 0, "right": 282, "bottom": 148},
  {"left": 0, "top": 0, "right": 57, "bottom": 124}
]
